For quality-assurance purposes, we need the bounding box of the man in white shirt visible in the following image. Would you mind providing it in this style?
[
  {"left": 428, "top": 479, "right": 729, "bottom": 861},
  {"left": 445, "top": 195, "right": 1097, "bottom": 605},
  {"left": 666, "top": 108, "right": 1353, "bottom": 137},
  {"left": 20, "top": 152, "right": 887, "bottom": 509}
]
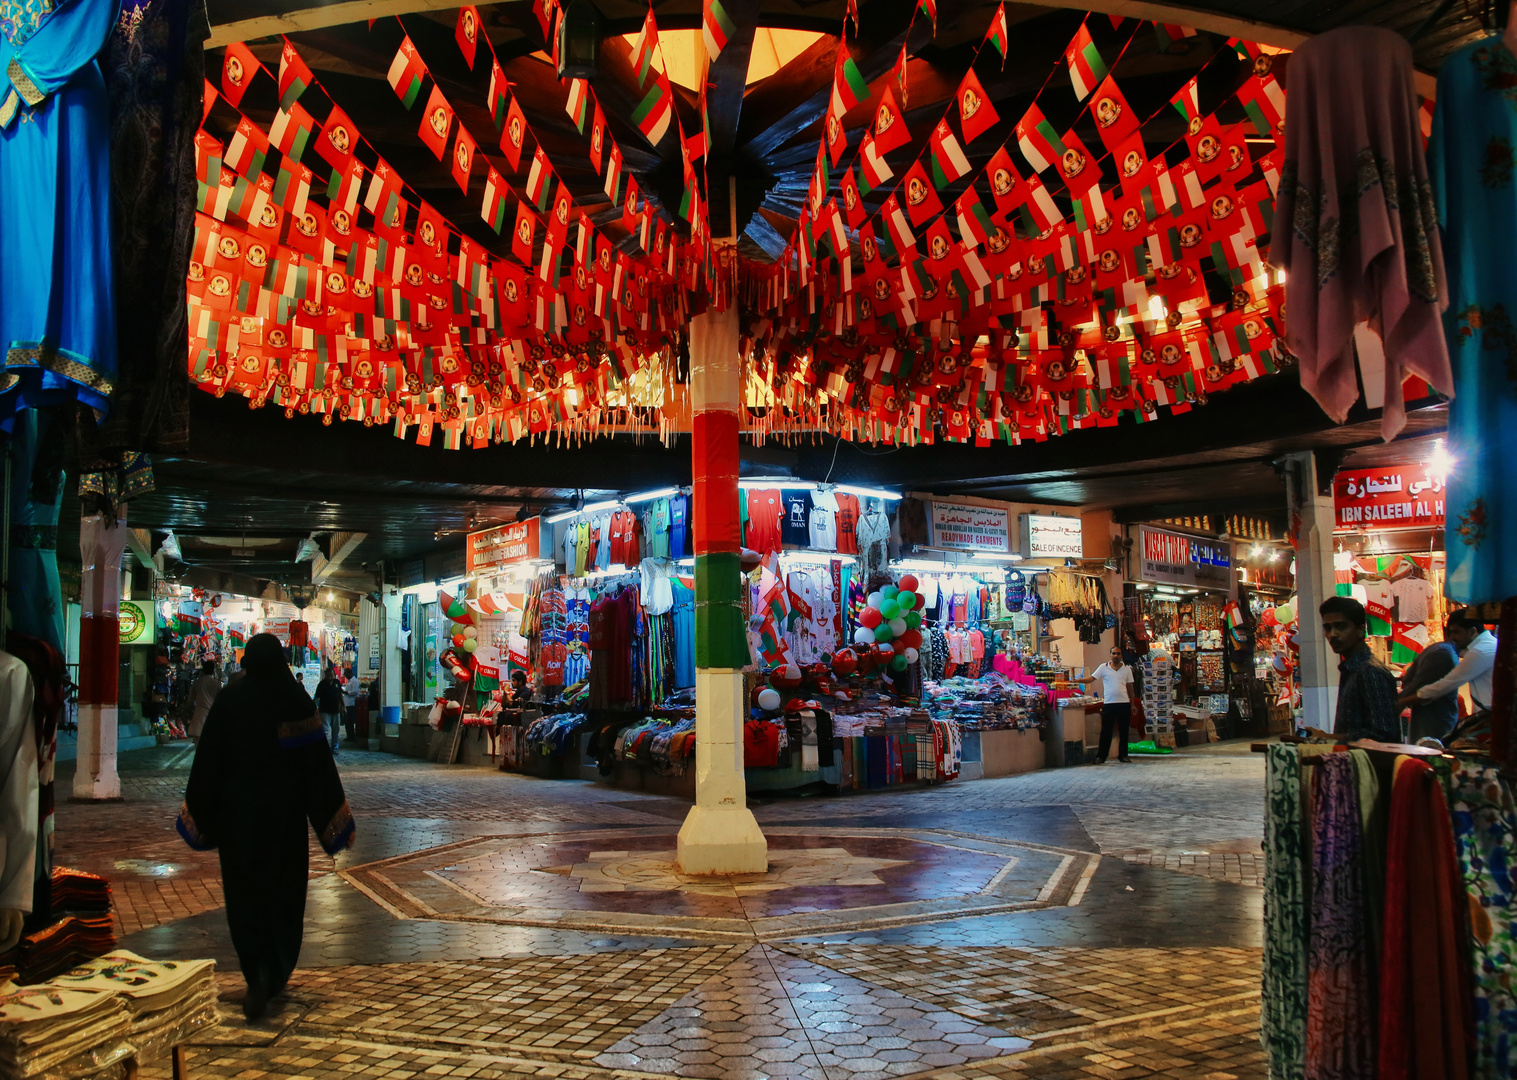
[
  {"left": 1077, "top": 646, "right": 1136, "bottom": 764},
  {"left": 1412, "top": 610, "right": 1498, "bottom": 712}
]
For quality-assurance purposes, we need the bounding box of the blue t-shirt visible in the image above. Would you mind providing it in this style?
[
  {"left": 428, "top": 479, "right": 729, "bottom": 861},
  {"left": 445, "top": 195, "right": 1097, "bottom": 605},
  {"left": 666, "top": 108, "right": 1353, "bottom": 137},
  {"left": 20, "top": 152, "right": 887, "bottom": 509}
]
[
  {"left": 781, "top": 492, "right": 813, "bottom": 547},
  {"left": 669, "top": 495, "right": 688, "bottom": 560}
]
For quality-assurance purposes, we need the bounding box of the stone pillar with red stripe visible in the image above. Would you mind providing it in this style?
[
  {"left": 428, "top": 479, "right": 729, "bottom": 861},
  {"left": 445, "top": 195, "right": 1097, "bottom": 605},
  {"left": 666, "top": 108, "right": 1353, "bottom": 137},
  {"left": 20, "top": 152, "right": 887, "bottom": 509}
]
[
  {"left": 676, "top": 302, "right": 767, "bottom": 875},
  {"left": 75, "top": 511, "right": 126, "bottom": 800}
]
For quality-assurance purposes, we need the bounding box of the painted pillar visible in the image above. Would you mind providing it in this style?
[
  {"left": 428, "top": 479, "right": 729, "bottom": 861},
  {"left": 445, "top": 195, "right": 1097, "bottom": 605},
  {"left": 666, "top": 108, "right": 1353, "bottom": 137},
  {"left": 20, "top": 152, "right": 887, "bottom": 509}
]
[
  {"left": 677, "top": 302, "right": 767, "bottom": 875},
  {"left": 75, "top": 510, "right": 127, "bottom": 800},
  {"left": 1284, "top": 451, "right": 1338, "bottom": 730}
]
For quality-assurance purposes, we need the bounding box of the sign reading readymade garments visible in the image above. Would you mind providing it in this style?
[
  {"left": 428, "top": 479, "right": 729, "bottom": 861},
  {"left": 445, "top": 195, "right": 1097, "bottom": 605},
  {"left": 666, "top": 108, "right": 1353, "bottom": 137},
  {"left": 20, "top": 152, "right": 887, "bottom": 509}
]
[
  {"left": 1138, "top": 526, "right": 1232, "bottom": 588},
  {"left": 928, "top": 502, "right": 1010, "bottom": 553}
]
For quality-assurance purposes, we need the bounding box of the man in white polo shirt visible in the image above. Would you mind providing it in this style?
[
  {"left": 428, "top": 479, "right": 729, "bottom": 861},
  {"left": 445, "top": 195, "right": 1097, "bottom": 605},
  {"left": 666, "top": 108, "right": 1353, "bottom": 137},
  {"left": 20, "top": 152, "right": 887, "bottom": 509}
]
[{"left": 1077, "top": 646, "right": 1137, "bottom": 764}]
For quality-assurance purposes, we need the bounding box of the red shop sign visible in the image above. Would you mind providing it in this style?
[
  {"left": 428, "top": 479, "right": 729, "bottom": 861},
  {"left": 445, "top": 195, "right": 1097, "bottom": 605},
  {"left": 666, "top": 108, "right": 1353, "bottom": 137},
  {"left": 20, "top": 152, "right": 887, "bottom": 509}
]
[
  {"left": 1333, "top": 467, "right": 1446, "bottom": 531},
  {"left": 466, "top": 517, "right": 542, "bottom": 573}
]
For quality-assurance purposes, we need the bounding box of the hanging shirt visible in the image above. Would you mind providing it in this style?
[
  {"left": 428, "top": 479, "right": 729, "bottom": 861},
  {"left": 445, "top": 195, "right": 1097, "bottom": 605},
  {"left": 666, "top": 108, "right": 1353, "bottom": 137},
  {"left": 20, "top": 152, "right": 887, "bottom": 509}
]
[
  {"left": 643, "top": 498, "right": 670, "bottom": 559},
  {"left": 670, "top": 578, "right": 695, "bottom": 688},
  {"left": 641, "top": 559, "right": 675, "bottom": 616},
  {"left": 669, "top": 494, "right": 688, "bottom": 560},
  {"left": 809, "top": 490, "right": 838, "bottom": 551},
  {"left": 1391, "top": 576, "right": 1433, "bottom": 623},
  {"left": 574, "top": 521, "right": 591, "bottom": 577},
  {"left": 833, "top": 493, "right": 861, "bottom": 555},
  {"left": 781, "top": 491, "right": 814, "bottom": 546},
  {"left": 1363, "top": 579, "right": 1394, "bottom": 635},
  {"left": 621, "top": 510, "right": 642, "bottom": 565},
  {"left": 857, "top": 507, "right": 891, "bottom": 579},
  {"left": 563, "top": 521, "right": 579, "bottom": 572},
  {"left": 591, "top": 512, "right": 612, "bottom": 570},
  {"left": 745, "top": 488, "right": 784, "bottom": 553}
]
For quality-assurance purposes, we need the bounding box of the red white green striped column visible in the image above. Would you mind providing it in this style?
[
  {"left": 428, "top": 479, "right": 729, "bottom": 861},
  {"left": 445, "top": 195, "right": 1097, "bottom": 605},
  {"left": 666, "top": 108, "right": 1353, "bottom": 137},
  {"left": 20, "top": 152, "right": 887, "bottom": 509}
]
[
  {"left": 676, "top": 303, "right": 767, "bottom": 875},
  {"left": 75, "top": 510, "right": 127, "bottom": 800}
]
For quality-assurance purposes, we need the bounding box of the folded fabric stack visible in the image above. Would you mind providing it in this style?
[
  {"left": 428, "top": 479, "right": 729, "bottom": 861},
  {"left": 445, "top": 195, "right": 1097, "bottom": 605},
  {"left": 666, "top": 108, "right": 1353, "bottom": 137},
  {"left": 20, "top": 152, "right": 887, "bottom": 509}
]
[
  {"left": 0, "top": 983, "right": 133, "bottom": 1080},
  {"left": 51, "top": 951, "right": 219, "bottom": 1065},
  {"left": 50, "top": 869, "right": 112, "bottom": 914}
]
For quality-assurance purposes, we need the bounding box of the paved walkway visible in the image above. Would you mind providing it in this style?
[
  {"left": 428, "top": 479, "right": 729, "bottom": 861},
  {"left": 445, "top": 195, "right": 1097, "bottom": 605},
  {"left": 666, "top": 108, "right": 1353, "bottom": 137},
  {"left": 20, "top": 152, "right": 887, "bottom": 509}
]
[{"left": 53, "top": 739, "right": 1268, "bottom": 1079}]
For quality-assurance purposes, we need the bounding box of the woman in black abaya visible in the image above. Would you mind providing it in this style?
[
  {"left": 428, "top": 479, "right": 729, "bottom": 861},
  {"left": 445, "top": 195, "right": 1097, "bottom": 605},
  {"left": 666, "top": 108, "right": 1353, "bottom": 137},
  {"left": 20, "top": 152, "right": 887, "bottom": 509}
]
[{"left": 176, "top": 633, "right": 354, "bottom": 1020}]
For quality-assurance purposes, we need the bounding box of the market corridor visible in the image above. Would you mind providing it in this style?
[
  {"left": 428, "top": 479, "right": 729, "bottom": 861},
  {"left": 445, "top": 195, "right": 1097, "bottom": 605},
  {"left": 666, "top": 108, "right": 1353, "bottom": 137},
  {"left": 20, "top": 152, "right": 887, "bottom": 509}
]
[{"left": 58, "top": 742, "right": 1266, "bottom": 1079}]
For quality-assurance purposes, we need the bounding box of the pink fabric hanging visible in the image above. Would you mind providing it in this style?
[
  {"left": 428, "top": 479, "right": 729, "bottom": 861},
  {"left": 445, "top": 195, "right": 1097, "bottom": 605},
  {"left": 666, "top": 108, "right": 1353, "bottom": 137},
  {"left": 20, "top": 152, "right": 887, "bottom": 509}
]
[{"left": 1271, "top": 26, "right": 1452, "bottom": 439}]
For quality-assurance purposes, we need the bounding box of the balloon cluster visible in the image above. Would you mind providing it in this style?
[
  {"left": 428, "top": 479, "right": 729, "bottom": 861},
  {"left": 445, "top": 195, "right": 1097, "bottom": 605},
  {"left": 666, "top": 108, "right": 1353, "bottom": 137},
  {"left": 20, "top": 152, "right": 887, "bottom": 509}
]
[
  {"left": 441, "top": 592, "right": 478, "bottom": 654},
  {"left": 850, "top": 574, "right": 925, "bottom": 673}
]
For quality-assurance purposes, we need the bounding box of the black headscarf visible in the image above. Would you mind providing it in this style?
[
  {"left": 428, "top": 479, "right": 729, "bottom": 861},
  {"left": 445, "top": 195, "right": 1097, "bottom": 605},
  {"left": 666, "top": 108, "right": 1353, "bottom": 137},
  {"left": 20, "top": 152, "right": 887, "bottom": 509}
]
[{"left": 223, "top": 633, "right": 313, "bottom": 726}]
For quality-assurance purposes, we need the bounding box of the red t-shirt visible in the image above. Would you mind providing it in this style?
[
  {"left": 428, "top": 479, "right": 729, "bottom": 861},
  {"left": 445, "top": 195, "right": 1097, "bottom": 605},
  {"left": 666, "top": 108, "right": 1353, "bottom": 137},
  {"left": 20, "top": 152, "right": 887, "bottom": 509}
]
[
  {"left": 745, "top": 489, "right": 784, "bottom": 553},
  {"left": 621, "top": 511, "right": 641, "bottom": 565},
  {"left": 833, "top": 494, "right": 860, "bottom": 554},
  {"left": 744, "top": 719, "right": 780, "bottom": 767}
]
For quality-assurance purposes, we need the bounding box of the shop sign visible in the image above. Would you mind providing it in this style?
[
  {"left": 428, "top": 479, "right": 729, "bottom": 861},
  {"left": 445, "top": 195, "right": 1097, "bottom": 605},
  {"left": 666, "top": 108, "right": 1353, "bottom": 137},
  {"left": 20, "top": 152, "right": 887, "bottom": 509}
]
[
  {"left": 1333, "top": 467, "right": 1446, "bottom": 531},
  {"left": 928, "top": 501, "right": 1010, "bottom": 554},
  {"left": 265, "top": 615, "right": 291, "bottom": 643},
  {"left": 467, "top": 518, "right": 542, "bottom": 574},
  {"left": 1138, "top": 526, "right": 1233, "bottom": 588},
  {"left": 1023, "top": 514, "right": 1084, "bottom": 559},
  {"left": 119, "top": 601, "right": 153, "bottom": 645}
]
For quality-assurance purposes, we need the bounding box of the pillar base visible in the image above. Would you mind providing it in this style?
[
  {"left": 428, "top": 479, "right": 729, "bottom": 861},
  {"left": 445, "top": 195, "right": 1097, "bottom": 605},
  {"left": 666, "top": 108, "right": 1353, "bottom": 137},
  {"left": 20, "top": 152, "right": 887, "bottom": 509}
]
[{"left": 676, "top": 805, "right": 768, "bottom": 875}]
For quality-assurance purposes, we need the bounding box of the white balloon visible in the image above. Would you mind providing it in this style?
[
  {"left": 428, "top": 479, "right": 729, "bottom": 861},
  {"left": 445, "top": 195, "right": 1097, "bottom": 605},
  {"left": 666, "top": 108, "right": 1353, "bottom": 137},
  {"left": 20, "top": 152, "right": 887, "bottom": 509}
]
[
  {"left": 888, "top": 618, "right": 907, "bottom": 636},
  {"left": 782, "top": 664, "right": 802, "bottom": 682},
  {"left": 867, "top": 592, "right": 884, "bottom": 609},
  {"left": 757, "top": 688, "right": 782, "bottom": 711},
  {"left": 853, "top": 627, "right": 875, "bottom": 645},
  {"left": 904, "top": 648, "right": 920, "bottom": 663}
]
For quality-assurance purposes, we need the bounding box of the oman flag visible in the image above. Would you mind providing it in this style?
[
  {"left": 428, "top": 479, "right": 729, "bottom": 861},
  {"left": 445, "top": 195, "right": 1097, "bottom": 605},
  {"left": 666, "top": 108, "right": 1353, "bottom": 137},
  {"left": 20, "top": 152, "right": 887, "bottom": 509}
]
[
  {"left": 1063, "top": 22, "right": 1107, "bottom": 100},
  {"left": 565, "top": 77, "right": 591, "bottom": 133},
  {"left": 488, "top": 60, "right": 510, "bottom": 132},
  {"left": 859, "top": 132, "right": 893, "bottom": 190},
  {"left": 929, "top": 120, "right": 971, "bottom": 186},
  {"left": 268, "top": 103, "right": 315, "bottom": 164},
  {"left": 831, "top": 47, "right": 869, "bottom": 115},
  {"left": 1016, "top": 103, "right": 1066, "bottom": 173},
  {"left": 526, "top": 146, "right": 555, "bottom": 212},
  {"left": 632, "top": 69, "right": 674, "bottom": 145},
  {"left": 387, "top": 37, "right": 426, "bottom": 109},
  {"left": 225, "top": 117, "right": 269, "bottom": 178},
  {"left": 703, "top": 0, "right": 735, "bottom": 61},
  {"left": 632, "top": 8, "right": 660, "bottom": 88},
  {"left": 481, "top": 167, "right": 508, "bottom": 234},
  {"left": 882, "top": 193, "right": 915, "bottom": 257},
  {"left": 985, "top": 3, "right": 1008, "bottom": 65},
  {"left": 277, "top": 41, "right": 312, "bottom": 112}
]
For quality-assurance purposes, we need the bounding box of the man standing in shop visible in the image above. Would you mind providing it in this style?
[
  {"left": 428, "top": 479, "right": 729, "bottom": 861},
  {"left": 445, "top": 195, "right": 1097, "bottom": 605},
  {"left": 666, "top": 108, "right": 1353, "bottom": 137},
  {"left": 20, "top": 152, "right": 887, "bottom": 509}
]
[
  {"left": 1077, "top": 646, "right": 1136, "bottom": 764},
  {"left": 341, "top": 668, "right": 362, "bottom": 746},
  {"left": 1308, "top": 596, "right": 1400, "bottom": 743},
  {"left": 1395, "top": 628, "right": 1459, "bottom": 742},
  {"left": 315, "top": 666, "right": 346, "bottom": 753},
  {"left": 1405, "top": 610, "right": 1498, "bottom": 717}
]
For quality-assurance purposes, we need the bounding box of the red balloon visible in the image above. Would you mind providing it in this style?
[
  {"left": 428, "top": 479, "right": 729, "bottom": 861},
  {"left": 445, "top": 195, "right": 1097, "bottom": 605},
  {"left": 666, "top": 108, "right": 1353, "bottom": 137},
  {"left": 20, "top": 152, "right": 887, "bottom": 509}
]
[
  {"left": 900, "top": 629, "right": 923, "bottom": 649},
  {"left": 874, "top": 643, "right": 895, "bottom": 662},
  {"left": 832, "top": 649, "right": 858, "bottom": 675},
  {"left": 892, "top": 638, "right": 909, "bottom": 655},
  {"left": 898, "top": 574, "right": 919, "bottom": 593},
  {"left": 911, "top": 592, "right": 926, "bottom": 612},
  {"left": 860, "top": 607, "right": 883, "bottom": 629},
  {"left": 451, "top": 633, "right": 466, "bottom": 647}
]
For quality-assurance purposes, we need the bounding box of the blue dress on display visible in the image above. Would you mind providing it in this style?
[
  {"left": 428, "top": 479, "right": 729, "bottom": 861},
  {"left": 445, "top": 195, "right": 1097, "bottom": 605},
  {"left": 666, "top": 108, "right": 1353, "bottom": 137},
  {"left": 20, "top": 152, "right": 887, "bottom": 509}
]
[
  {"left": 1429, "top": 36, "right": 1517, "bottom": 606},
  {"left": 0, "top": 0, "right": 119, "bottom": 428}
]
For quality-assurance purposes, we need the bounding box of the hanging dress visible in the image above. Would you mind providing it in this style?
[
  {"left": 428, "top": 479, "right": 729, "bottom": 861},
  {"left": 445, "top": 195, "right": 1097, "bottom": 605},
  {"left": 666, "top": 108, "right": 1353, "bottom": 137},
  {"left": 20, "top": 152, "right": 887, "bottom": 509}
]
[
  {"left": 1428, "top": 36, "right": 1517, "bottom": 605},
  {"left": 0, "top": 0, "right": 119, "bottom": 427}
]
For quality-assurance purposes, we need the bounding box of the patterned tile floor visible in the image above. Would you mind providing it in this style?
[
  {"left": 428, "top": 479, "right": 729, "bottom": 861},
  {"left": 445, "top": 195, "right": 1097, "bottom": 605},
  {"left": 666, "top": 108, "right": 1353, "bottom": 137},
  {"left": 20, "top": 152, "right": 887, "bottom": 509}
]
[{"left": 50, "top": 740, "right": 1268, "bottom": 1078}]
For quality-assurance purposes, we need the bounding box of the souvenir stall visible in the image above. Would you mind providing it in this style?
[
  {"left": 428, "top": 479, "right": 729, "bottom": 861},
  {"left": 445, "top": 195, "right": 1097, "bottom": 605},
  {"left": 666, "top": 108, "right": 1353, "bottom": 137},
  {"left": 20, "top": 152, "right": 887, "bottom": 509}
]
[
  {"left": 1235, "top": 541, "right": 1296, "bottom": 735},
  {"left": 1129, "top": 523, "right": 1235, "bottom": 742},
  {"left": 1332, "top": 462, "right": 1450, "bottom": 693}
]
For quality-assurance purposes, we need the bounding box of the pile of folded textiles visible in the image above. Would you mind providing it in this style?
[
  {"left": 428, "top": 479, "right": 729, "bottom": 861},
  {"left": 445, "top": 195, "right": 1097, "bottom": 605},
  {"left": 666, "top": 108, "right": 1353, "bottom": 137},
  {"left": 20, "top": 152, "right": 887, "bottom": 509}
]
[
  {"left": 0, "top": 916, "right": 117, "bottom": 986},
  {"left": 49, "top": 869, "right": 111, "bottom": 915},
  {"left": 50, "top": 949, "right": 220, "bottom": 1064}
]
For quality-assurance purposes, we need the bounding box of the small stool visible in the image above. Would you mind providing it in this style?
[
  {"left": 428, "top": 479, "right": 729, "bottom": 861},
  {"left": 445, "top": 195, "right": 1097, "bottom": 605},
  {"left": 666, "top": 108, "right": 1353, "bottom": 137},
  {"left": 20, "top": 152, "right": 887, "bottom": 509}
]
[{"left": 122, "top": 1044, "right": 190, "bottom": 1078}]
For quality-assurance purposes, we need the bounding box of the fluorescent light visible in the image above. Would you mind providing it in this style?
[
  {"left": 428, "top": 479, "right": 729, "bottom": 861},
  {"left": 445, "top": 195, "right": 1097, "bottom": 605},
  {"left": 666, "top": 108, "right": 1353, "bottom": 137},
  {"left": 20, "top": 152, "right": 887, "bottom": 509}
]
[
  {"left": 891, "top": 558, "right": 953, "bottom": 572},
  {"left": 835, "top": 484, "right": 902, "bottom": 501},
  {"left": 972, "top": 552, "right": 1024, "bottom": 562},
  {"left": 676, "top": 558, "right": 695, "bottom": 567},
  {"left": 780, "top": 551, "right": 847, "bottom": 565},
  {"left": 625, "top": 487, "right": 678, "bottom": 504},
  {"left": 738, "top": 478, "right": 816, "bottom": 490},
  {"left": 546, "top": 499, "right": 619, "bottom": 524}
]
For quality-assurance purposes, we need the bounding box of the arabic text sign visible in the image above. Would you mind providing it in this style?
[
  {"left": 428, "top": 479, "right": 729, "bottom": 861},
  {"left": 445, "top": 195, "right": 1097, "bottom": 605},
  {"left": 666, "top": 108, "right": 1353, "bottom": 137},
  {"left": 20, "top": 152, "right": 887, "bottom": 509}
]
[
  {"left": 467, "top": 517, "right": 543, "bottom": 574},
  {"left": 1138, "top": 526, "right": 1232, "bottom": 588},
  {"left": 1333, "top": 467, "right": 1446, "bottom": 531},
  {"left": 928, "top": 502, "right": 1010, "bottom": 553},
  {"left": 1025, "top": 514, "right": 1084, "bottom": 559}
]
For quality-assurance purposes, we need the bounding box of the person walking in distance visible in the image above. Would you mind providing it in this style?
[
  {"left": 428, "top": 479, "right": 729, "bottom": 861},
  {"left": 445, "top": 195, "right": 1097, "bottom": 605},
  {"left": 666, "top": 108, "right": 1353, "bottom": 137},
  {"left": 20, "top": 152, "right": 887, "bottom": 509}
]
[
  {"left": 314, "top": 666, "right": 345, "bottom": 753},
  {"left": 1078, "top": 646, "right": 1136, "bottom": 763},
  {"left": 188, "top": 660, "right": 223, "bottom": 744}
]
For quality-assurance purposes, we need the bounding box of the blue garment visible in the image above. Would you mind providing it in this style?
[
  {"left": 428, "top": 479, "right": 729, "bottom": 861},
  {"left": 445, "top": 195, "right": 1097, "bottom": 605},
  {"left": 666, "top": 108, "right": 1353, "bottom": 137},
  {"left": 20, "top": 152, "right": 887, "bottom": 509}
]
[
  {"left": 670, "top": 578, "right": 695, "bottom": 689},
  {"left": 1429, "top": 37, "right": 1517, "bottom": 606},
  {"left": 668, "top": 494, "right": 687, "bottom": 560},
  {"left": 0, "top": 0, "right": 119, "bottom": 428}
]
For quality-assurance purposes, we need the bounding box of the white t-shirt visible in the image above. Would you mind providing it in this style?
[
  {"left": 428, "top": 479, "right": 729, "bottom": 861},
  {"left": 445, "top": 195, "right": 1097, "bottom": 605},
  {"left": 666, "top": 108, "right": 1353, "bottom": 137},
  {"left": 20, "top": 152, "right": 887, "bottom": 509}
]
[
  {"left": 1364, "top": 580, "right": 1394, "bottom": 622},
  {"left": 1392, "top": 576, "right": 1433, "bottom": 623},
  {"left": 1091, "top": 662, "right": 1134, "bottom": 704},
  {"left": 809, "top": 490, "right": 838, "bottom": 551}
]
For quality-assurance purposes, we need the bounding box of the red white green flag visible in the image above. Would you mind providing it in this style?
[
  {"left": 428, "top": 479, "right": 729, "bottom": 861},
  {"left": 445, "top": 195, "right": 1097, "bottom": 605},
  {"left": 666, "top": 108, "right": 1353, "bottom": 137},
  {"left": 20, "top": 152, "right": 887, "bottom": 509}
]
[
  {"left": 632, "top": 7, "right": 660, "bottom": 88},
  {"left": 632, "top": 69, "right": 673, "bottom": 145},
  {"left": 482, "top": 166, "right": 508, "bottom": 233},
  {"left": 225, "top": 117, "right": 269, "bottom": 178},
  {"left": 1063, "top": 21, "right": 1107, "bottom": 101},
  {"left": 526, "top": 146, "right": 555, "bottom": 212},
  {"left": 831, "top": 46, "right": 869, "bottom": 115},
  {"left": 488, "top": 61, "right": 510, "bottom": 133},
  {"left": 859, "top": 131, "right": 893, "bottom": 190},
  {"left": 1016, "top": 103, "right": 1066, "bottom": 173},
  {"left": 565, "top": 77, "right": 590, "bottom": 133},
  {"left": 929, "top": 120, "right": 971, "bottom": 186},
  {"left": 1170, "top": 77, "right": 1201, "bottom": 132},
  {"left": 277, "top": 39, "right": 313, "bottom": 112},
  {"left": 985, "top": 3, "right": 1008, "bottom": 67},
  {"left": 703, "top": 0, "right": 735, "bottom": 61},
  {"left": 387, "top": 36, "right": 426, "bottom": 109},
  {"left": 268, "top": 103, "right": 315, "bottom": 163}
]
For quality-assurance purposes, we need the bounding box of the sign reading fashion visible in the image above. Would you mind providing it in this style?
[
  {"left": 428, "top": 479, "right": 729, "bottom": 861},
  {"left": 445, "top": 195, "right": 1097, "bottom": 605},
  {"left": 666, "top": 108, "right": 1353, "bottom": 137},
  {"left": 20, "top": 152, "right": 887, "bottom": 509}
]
[
  {"left": 467, "top": 517, "right": 543, "bottom": 573},
  {"left": 1138, "top": 526, "right": 1232, "bottom": 588},
  {"left": 928, "top": 502, "right": 1010, "bottom": 553},
  {"left": 1332, "top": 467, "right": 1447, "bottom": 531},
  {"left": 1023, "top": 514, "right": 1084, "bottom": 559}
]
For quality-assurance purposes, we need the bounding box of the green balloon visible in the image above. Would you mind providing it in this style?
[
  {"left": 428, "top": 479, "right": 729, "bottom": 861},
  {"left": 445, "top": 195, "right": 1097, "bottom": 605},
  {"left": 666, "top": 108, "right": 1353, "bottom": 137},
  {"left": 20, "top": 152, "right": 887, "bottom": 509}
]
[
  {"left": 897, "top": 592, "right": 917, "bottom": 611},
  {"left": 881, "top": 585, "right": 900, "bottom": 599},
  {"left": 873, "top": 624, "right": 894, "bottom": 643},
  {"left": 890, "top": 654, "right": 909, "bottom": 671},
  {"left": 461, "top": 638, "right": 478, "bottom": 652},
  {"left": 905, "top": 611, "right": 923, "bottom": 630},
  {"left": 879, "top": 599, "right": 901, "bottom": 620}
]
